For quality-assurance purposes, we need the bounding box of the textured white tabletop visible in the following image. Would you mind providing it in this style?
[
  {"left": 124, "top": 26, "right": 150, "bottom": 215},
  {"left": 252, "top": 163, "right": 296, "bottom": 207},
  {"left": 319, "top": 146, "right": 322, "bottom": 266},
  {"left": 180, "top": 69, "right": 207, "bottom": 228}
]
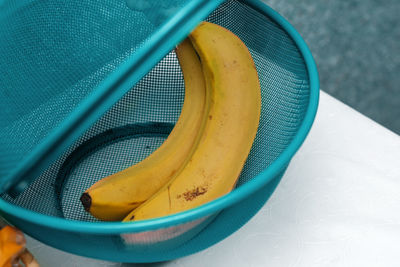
[{"left": 22, "top": 91, "right": 400, "bottom": 266}]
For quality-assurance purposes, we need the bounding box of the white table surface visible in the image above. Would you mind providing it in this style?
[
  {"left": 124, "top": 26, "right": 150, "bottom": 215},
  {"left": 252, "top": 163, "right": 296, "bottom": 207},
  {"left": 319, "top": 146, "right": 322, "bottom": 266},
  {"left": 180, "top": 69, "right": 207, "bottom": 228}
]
[{"left": 12, "top": 91, "right": 400, "bottom": 266}]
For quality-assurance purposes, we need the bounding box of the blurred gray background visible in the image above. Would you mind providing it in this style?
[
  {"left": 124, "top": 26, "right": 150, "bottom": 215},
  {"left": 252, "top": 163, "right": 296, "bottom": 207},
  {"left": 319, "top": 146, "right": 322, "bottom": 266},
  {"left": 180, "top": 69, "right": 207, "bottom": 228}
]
[{"left": 265, "top": 0, "right": 400, "bottom": 134}]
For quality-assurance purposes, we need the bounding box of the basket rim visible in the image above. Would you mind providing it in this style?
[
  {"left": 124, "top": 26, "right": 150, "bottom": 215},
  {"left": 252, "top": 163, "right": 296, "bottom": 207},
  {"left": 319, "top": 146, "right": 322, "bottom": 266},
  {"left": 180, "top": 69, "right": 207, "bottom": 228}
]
[{"left": 0, "top": 0, "right": 319, "bottom": 234}]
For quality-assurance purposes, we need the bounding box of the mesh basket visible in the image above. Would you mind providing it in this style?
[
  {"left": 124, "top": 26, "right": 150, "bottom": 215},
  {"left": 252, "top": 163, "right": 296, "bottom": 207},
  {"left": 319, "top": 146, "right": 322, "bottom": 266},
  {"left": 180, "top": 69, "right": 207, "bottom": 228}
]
[{"left": 0, "top": 0, "right": 319, "bottom": 263}]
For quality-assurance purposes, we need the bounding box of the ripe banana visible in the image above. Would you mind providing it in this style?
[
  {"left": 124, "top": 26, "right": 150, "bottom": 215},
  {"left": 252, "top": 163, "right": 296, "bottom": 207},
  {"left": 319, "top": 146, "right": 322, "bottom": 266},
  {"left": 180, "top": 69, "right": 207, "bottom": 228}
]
[
  {"left": 80, "top": 38, "right": 208, "bottom": 221},
  {"left": 123, "top": 21, "right": 261, "bottom": 222}
]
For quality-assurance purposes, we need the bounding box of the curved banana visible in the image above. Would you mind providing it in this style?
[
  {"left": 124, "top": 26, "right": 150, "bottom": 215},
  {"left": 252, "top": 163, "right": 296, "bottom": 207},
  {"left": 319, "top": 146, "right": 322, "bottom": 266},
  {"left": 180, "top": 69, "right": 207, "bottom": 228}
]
[
  {"left": 80, "top": 38, "right": 208, "bottom": 221},
  {"left": 123, "top": 22, "right": 261, "bottom": 222}
]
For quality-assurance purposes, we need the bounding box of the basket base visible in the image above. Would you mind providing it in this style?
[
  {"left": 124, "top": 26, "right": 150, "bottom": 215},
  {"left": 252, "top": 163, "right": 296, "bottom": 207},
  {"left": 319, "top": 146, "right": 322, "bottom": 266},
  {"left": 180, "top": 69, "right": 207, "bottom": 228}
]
[{"left": 54, "top": 122, "right": 174, "bottom": 222}]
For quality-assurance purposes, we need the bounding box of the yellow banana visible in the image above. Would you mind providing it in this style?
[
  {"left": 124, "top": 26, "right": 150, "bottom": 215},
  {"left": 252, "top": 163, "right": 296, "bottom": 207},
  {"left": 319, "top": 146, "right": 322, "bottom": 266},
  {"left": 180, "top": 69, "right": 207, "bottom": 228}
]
[
  {"left": 80, "top": 38, "right": 208, "bottom": 221},
  {"left": 123, "top": 22, "right": 261, "bottom": 222}
]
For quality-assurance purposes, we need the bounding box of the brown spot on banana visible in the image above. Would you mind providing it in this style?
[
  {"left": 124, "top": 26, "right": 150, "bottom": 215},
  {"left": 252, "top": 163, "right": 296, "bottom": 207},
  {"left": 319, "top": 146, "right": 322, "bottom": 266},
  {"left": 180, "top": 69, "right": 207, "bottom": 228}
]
[{"left": 182, "top": 186, "right": 208, "bottom": 201}]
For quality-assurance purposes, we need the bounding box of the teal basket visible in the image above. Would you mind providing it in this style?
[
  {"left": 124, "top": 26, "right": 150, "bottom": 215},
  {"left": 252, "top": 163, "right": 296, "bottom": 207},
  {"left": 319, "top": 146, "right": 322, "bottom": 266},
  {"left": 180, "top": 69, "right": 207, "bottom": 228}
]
[{"left": 0, "top": 0, "right": 319, "bottom": 263}]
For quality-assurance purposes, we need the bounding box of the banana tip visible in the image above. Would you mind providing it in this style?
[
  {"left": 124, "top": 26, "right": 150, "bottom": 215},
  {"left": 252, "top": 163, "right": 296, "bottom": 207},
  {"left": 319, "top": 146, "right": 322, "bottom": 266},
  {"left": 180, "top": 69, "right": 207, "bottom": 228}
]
[{"left": 80, "top": 192, "right": 91, "bottom": 212}]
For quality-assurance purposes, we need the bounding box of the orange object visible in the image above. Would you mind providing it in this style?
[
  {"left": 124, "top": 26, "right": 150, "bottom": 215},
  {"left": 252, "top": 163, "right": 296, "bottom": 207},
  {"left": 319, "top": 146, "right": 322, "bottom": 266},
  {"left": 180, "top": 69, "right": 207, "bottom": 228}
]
[
  {"left": 0, "top": 225, "right": 26, "bottom": 267},
  {"left": 19, "top": 250, "right": 40, "bottom": 267},
  {"left": 0, "top": 226, "right": 39, "bottom": 267}
]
